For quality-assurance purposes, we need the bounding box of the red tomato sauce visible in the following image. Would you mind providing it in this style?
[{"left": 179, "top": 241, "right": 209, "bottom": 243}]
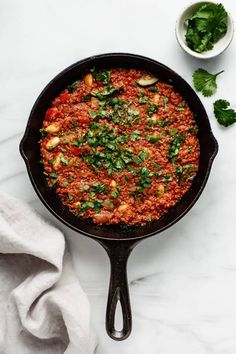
[{"left": 40, "top": 69, "right": 200, "bottom": 225}]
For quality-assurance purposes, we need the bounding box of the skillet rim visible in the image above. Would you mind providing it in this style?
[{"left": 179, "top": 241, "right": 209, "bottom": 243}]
[{"left": 19, "top": 52, "right": 218, "bottom": 242}]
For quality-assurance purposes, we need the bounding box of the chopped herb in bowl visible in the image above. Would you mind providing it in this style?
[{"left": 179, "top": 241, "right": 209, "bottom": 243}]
[
  {"left": 185, "top": 3, "right": 228, "bottom": 53},
  {"left": 175, "top": 1, "right": 234, "bottom": 59}
]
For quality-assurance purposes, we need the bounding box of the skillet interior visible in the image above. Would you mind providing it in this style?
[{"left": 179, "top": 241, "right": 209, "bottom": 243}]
[{"left": 20, "top": 53, "right": 218, "bottom": 241}]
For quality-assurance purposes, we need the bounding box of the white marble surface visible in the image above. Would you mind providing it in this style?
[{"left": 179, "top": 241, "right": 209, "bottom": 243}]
[{"left": 1, "top": 0, "right": 236, "bottom": 352}]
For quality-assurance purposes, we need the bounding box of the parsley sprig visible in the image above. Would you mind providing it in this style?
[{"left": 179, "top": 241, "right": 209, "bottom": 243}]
[
  {"left": 213, "top": 100, "right": 236, "bottom": 127},
  {"left": 193, "top": 69, "right": 224, "bottom": 97}
]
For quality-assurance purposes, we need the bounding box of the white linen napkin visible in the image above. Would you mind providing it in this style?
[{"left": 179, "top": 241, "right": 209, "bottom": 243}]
[{"left": 0, "top": 191, "right": 98, "bottom": 354}]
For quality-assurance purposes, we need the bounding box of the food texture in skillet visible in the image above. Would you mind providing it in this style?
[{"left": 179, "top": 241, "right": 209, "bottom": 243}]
[{"left": 40, "top": 68, "right": 200, "bottom": 225}]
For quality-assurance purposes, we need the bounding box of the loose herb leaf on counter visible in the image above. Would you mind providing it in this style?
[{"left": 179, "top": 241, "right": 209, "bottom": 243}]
[
  {"left": 193, "top": 69, "right": 224, "bottom": 97},
  {"left": 213, "top": 99, "right": 236, "bottom": 127},
  {"left": 185, "top": 3, "right": 228, "bottom": 53}
]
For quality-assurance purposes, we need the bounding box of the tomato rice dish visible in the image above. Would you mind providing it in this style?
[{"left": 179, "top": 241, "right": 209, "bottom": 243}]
[{"left": 40, "top": 68, "right": 200, "bottom": 225}]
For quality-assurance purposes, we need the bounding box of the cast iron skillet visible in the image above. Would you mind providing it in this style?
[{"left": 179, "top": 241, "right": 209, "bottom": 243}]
[{"left": 20, "top": 53, "right": 218, "bottom": 341}]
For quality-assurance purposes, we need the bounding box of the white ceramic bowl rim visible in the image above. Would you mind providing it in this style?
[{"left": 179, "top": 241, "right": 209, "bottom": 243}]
[{"left": 175, "top": 1, "right": 234, "bottom": 59}]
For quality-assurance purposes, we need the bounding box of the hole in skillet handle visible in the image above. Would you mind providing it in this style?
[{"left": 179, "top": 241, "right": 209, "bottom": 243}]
[
  {"left": 99, "top": 239, "right": 138, "bottom": 341},
  {"left": 107, "top": 288, "right": 130, "bottom": 340}
]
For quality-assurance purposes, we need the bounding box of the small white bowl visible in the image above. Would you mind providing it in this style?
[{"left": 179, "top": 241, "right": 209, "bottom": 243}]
[{"left": 175, "top": 1, "right": 234, "bottom": 59}]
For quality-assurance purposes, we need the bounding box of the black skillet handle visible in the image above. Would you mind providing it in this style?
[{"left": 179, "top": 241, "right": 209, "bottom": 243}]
[{"left": 99, "top": 239, "right": 137, "bottom": 341}]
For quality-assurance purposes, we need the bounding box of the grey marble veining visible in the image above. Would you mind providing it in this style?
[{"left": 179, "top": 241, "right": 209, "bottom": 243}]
[{"left": 1, "top": 0, "right": 236, "bottom": 353}]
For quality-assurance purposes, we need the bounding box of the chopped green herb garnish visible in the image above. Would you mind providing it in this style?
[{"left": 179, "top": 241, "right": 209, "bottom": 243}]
[
  {"left": 83, "top": 184, "right": 90, "bottom": 191},
  {"left": 91, "top": 86, "right": 124, "bottom": 100},
  {"left": 72, "top": 120, "right": 78, "bottom": 127},
  {"left": 148, "top": 119, "right": 158, "bottom": 126},
  {"left": 68, "top": 176, "right": 74, "bottom": 183},
  {"left": 147, "top": 104, "right": 158, "bottom": 116},
  {"left": 95, "top": 70, "right": 110, "bottom": 84},
  {"left": 67, "top": 80, "right": 80, "bottom": 93},
  {"left": 40, "top": 129, "right": 49, "bottom": 137},
  {"left": 188, "top": 125, "right": 198, "bottom": 134},
  {"left": 79, "top": 201, "right": 94, "bottom": 215},
  {"left": 77, "top": 122, "right": 134, "bottom": 174},
  {"left": 149, "top": 88, "right": 159, "bottom": 93},
  {"left": 117, "top": 135, "right": 128, "bottom": 144},
  {"left": 158, "top": 120, "right": 167, "bottom": 127},
  {"left": 49, "top": 172, "right": 58, "bottom": 178},
  {"left": 148, "top": 134, "right": 160, "bottom": 143},
  {"left": 89, "top": 107, "right": 108, "bottom": 119},
  {"left": 134, "top": 117, "right": 141, "bottom": 124},
  {"left": 130, "top": 130, "right": 141, "bottom": 142},
  {"left": 93, "top": 199, "right": 103, "bottom": 212},
  {"left": 49, "top": 172, "right": 58, "bottom": 187},
  {"left": 153, "top": 163, "right": 161, "bottom": 169},
  {"left": 49, "top": 159, "right": 56, "bottom": 165},
  {"left": 187, "top": 146, "right": 193, "bottom": 153},
  {"left": 127, "top": 108, "right": 139, "bottom": 116},
  {"left": 82, "top": 94, "right": 91, "bottom": 102},
  {"left": 163, "top": 174, "right": 172, "bottom": 182},
  {"left": 135, "top": 167, "right": 153, "bottom": 194},
  {"left": 89, "top": 191, "right": 96, "bottom": 199},
  {"left": 163, "top": 96, "right": 169, "bottom": 109},
  {"left": 139, "top": 92, "right": 149, "bottom": 104},
  {"left": 168, "top": 134, "right": 186, "bottom": 163},
  {"left": 169, "top": 128, "right": 179, "bottom": 136},
  {"left": 133, "top": 150, "right": 149, "bottom": 164},
  {"left": 60, "top": 156, "right": 68, "bottom": 165},
  {"left": 92, "top": 183, "right": 109, "bottom": 194},
  {"left": 111, "top": 187, "right": 120, "bottom": 198},
  {"left": 175, "top": 164, "right": 196, "bottom": 182},
  {"left": 154, "top": 170, "right": 162, "bottom": 178}
]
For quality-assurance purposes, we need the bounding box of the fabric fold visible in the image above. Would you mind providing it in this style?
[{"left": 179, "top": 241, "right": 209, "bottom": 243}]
[{"left": 0, "top": 191, "right": 97, "bottom": 354}]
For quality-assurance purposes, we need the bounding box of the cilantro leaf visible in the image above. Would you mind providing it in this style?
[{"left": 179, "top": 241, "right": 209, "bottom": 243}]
[
  {"left": 67, "top": 80, "right": 80, "bottom": 93},
  {"left": 95, "top": 70, "right": 110, "bottom": 84},
  {"left": 185, "top": 3, "right": 228, "bottom": 53},
  {"left": 213, "top": 100, "right": 236, "bottom": 127},
  {"left": 168, "top": 134, "right": 186, "bottom": 163},
  {"left": 192, "top": 69, "right": 224, "bottom": 97},
  {"left": 111, "top": 187, "right": 120, "bottom": 198},
  {"left": 147, "top": 104, "right": 158, "bottom": 116},
  {"left": 60, "top": 156, "right": 68, "bottom": 165},
  {"left": 91, "top": 86, "right": 124, "bottom": 100}
]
